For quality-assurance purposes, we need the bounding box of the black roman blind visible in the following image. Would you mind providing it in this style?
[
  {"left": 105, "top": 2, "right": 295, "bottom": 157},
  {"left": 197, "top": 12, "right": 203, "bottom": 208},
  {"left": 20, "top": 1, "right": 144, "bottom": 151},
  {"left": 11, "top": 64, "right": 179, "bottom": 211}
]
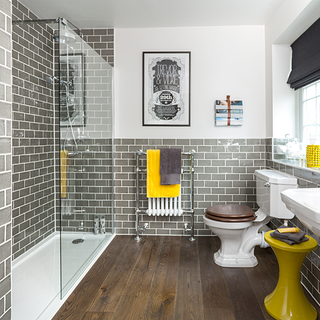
[{"left": 287, "top": 18, "right": 320, "bottom": 90}]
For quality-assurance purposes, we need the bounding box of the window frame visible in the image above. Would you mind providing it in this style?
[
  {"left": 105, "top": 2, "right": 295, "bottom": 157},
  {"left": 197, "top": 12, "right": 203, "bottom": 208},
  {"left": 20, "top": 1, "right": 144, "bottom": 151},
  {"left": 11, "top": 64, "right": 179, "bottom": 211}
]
[{"left": 298, "top": 79, "right": 320, "bottom": 146}]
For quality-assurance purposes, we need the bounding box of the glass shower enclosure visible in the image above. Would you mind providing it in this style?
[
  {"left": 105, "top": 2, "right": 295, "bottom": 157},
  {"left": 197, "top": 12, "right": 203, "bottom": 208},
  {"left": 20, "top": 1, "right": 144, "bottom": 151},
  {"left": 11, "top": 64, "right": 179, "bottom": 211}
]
[
  {"left": 57, "top": 18, "right": 114, "bottom": 298},
  {"left": 11, "top": 16, "right": 113, "bottom": 318}
]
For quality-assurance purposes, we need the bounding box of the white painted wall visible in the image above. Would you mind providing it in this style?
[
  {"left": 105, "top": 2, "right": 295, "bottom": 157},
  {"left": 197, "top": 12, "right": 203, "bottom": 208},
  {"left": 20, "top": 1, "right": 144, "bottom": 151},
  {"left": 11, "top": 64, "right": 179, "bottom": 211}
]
[{"left": 114, "top": 26, "right": 266, "bottom": 139}]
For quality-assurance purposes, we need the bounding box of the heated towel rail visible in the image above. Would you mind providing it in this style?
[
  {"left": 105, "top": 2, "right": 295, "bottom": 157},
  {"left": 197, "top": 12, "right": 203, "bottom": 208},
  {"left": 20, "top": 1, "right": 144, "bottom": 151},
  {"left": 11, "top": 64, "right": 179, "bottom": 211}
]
[{"left": 135, "top": 149, "right": 196, "bottom": 242}]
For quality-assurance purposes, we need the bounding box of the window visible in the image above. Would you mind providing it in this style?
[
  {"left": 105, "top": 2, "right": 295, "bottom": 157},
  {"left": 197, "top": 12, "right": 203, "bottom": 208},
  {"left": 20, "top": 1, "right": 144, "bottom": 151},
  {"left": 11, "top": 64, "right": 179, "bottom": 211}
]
[{"left": 300, "top": 80, "right": 320, "bottom": 146}]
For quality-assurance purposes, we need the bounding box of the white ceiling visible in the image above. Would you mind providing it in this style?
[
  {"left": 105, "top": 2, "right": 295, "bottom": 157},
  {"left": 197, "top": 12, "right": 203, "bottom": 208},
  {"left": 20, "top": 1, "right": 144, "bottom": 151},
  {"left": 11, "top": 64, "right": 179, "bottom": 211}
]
[{"left": 19, "top": 0, "right": 284, "bottom": 29}]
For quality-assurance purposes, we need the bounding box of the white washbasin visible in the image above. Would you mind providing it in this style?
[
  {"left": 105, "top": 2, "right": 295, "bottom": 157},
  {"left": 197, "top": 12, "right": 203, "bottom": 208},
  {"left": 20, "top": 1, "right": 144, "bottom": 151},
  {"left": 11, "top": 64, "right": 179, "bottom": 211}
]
[{"left": 281, "top": 188, "right": 320, "bottom": 236}]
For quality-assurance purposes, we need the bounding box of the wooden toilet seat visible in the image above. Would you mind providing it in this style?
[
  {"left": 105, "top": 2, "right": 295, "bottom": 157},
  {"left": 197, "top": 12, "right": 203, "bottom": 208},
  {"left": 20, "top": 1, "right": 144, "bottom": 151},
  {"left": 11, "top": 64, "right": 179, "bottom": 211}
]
[{"left": 205, "top": 204, "right": 256, "bottom": 222}]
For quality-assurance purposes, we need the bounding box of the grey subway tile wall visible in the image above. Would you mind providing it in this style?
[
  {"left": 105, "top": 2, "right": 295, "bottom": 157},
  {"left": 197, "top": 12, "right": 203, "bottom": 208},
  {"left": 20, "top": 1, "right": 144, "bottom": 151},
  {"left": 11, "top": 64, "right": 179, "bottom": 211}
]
[
  {"left": 81, "top": 29, "right": 114, "bottom": 67},
  {"left": 0, "top": 0, "right": 11, "bottom": 318},
  {"left": 266, "top": 137, "right": 320, "bottom": 305},
  {"left": 59, "top": 139, "right": 113, "bottom": 233},
  {"left": 11, "top": 2, "right": 115, "bottom": 258},
  {"left": 58, "top": 34, "right": 113, "bottom": 233},
  {"left": 11, "top": 1, "right": 56, "bottom": 259},
  {"left": 113, "top": 138, "right": 266, "bottom": 236}
]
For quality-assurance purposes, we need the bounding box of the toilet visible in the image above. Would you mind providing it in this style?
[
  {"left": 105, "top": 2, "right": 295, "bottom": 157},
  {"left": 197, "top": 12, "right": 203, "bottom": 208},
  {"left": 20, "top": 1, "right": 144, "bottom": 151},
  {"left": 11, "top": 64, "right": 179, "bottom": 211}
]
[{"left": 203, "top": 169, "right": 297, "bottom": 268}]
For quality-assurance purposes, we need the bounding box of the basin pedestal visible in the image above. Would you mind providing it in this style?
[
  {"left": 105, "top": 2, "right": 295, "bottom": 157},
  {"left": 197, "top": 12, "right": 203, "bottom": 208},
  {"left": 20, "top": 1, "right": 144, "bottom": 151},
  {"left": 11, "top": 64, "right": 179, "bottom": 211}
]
[{"left": 264, "top": 230, "right": 317, "bottom": 320}]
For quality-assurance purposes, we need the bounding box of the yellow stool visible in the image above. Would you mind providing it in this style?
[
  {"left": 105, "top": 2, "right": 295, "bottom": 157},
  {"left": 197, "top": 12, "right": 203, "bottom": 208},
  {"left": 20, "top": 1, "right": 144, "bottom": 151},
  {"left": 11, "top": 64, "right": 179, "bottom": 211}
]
[{"left": 264, "top": 230, "right": 318, "bottom": 320}]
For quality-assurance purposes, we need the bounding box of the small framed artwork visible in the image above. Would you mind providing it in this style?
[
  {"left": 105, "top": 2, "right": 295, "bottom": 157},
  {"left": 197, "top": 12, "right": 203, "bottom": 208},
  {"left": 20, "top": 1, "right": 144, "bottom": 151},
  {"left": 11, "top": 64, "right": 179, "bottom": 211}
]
[
  {"left": 215, "top": 95, "right": 243, "bottom": 126},
  {"left": 143, "top": 51, "right": 191, "bottom": 126}
]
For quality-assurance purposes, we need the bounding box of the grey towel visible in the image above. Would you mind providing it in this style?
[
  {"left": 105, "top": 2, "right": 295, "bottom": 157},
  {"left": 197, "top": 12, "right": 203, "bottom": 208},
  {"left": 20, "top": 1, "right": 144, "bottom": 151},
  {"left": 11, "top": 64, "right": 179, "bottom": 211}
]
[
  {"left": 160, "top": 148, "right": 181, "bottom": 185},
  {"left": 270, "top": 225, "right": 309, "bottom": 245}
]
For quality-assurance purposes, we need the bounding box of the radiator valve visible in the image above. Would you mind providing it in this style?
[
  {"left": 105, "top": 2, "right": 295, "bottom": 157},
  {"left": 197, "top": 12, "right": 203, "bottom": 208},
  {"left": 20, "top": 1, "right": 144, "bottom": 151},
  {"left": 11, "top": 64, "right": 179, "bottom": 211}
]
[{"left": 184, "top": 223, "right": 192, "bottom": 233}]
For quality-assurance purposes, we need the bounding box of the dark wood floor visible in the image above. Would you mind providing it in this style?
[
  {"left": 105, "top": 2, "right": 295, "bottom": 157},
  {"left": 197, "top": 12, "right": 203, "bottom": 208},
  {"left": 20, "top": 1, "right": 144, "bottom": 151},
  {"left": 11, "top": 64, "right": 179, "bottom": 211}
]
[{"left": 52, "top": 235, "right": 320, "bottom": 320}]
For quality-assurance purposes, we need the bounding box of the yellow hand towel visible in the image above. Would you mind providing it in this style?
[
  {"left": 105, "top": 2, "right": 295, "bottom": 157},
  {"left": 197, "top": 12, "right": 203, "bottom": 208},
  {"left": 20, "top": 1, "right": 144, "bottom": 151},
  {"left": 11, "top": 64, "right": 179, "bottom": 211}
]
[
  {"left": 147, "top": 149, "right": 180, "bottom": 198},
  {"left": 60, "top": 150, "right": 68, "bottom": 198}
]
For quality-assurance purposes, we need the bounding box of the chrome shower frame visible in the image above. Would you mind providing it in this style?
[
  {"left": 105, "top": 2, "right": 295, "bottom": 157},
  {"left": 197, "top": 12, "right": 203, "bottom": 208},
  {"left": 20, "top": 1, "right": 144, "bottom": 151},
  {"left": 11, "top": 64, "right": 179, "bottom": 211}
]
[
  {"left": 135, "top": 149, "right": 196, "bottom": 242},
  {"left": 12, "top": 17, "right": 82, "bottom": 36}
]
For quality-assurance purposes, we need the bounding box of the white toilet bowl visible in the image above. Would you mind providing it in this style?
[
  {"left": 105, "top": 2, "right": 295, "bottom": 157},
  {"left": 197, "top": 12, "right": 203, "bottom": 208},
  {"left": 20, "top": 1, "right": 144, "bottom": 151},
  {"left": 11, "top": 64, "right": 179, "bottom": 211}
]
[
  {"left": 203, "top": 169, "right": 298, "bottom": 268},
  {"left": 204, "top": 208, "right": 269, "bottom": 267}
]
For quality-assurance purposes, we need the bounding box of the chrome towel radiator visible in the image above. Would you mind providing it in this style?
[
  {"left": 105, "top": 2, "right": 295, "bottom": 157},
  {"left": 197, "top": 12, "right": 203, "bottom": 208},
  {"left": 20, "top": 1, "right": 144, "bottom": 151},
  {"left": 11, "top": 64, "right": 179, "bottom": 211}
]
[{"left": 135, "top": 149, "right": 196, "bottom": 241}]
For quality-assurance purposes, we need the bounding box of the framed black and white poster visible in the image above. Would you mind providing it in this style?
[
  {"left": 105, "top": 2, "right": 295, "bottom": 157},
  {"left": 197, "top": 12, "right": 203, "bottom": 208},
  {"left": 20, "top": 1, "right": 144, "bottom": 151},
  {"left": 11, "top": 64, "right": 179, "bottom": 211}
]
[{"left": 143, "top": 51, "right": 191, "bottom": 126}]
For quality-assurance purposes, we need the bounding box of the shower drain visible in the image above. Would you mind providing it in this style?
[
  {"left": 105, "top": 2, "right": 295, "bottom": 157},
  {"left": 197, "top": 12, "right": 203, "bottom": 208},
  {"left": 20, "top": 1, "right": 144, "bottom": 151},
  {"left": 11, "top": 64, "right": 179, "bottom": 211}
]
[{"left": 72, "top": 238, "right": 84, "bottom": 244}]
